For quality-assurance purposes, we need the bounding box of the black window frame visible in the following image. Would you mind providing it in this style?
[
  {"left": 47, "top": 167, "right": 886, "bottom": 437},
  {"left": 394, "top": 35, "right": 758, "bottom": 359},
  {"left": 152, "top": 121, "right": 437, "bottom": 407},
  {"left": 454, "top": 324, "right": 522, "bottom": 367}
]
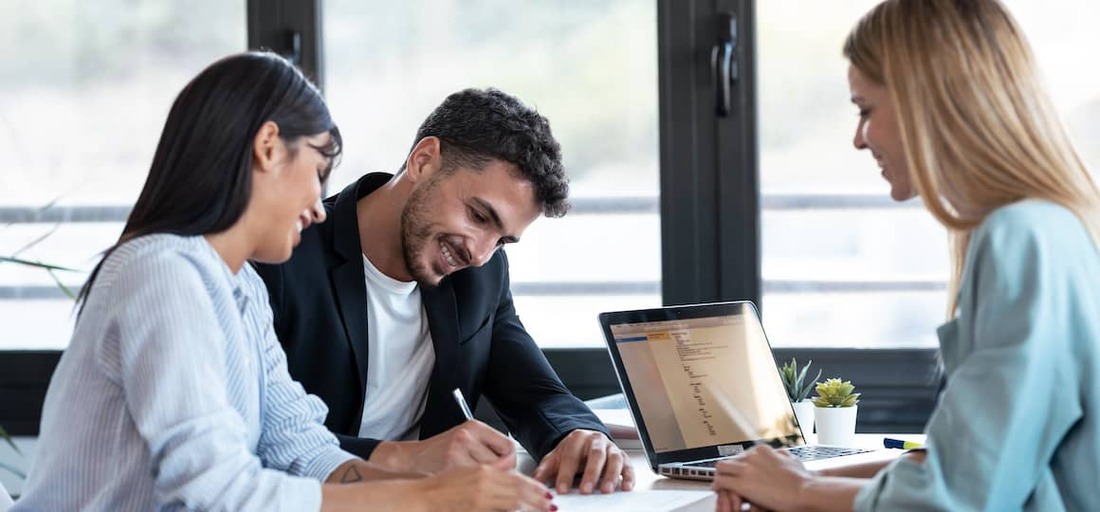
[
  {"left": 0, "top": 0, "right": 937, "bottom": 435},
  {"left": 549, "top": 0, "right": 937, "bottom": 434}
]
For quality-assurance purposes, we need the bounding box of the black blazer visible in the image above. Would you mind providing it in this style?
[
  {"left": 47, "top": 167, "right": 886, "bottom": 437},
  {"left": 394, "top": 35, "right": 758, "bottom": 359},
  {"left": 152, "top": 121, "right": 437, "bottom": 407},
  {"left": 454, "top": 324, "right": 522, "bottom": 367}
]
[{"left": 253, "top": 173, "right": 607, "bottom": 460}]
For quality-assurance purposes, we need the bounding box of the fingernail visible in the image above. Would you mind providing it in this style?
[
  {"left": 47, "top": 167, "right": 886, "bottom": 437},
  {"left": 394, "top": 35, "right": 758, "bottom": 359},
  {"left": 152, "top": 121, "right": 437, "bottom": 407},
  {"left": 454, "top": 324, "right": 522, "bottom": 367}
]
[
  {"left": 582, "top": 483, "right": 593, "bottom": 493},
  {"left": 550, "top": 506, "right": 558, "bottom": 512},
  {"left": 545, "top": 492, "right": 553, "bottom": 500},
  {"left": 558, "top": 484, "right": 569, "bottom": 494}
]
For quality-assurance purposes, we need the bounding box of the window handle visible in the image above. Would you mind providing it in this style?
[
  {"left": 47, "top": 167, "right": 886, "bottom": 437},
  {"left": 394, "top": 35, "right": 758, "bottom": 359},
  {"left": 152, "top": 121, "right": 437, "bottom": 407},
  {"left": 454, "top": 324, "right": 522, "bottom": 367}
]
[
  {"left": 279, "top": 30, "right": 302, "bottom": 65},
  {"left": 711, "top": 12, "right": 738, "bottom": 117}
]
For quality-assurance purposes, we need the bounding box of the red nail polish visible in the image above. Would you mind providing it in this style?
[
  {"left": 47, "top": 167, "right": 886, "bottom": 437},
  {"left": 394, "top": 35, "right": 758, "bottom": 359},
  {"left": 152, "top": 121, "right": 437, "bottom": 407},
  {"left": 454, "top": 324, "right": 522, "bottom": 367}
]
[
  {"left": 545, "top": 492, "right": 553, "bottom": 500},
  {"left": 550, "top": 506, "right": 558, "bottom": 512}
]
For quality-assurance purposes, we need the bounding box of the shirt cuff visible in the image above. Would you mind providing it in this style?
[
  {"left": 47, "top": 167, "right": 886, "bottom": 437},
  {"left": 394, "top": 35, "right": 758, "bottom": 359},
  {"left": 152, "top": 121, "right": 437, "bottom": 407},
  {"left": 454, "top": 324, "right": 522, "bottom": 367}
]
[{"left": 300, "top": 446, "right": 358, "bottom": 482}]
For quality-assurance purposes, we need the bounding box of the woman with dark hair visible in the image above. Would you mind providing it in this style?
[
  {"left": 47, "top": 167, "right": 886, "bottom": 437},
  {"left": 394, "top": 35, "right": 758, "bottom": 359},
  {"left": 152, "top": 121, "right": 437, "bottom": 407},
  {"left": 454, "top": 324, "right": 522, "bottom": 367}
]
[{"left": 13, "top": 52, "right": 554, "bottom": 512}]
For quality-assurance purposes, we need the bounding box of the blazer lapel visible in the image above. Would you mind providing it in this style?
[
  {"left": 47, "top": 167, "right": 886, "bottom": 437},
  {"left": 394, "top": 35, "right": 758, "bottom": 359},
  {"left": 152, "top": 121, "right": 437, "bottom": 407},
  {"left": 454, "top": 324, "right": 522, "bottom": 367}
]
[
  {"left": 419, "top": 279, "right": 465, "bottom": 438},
  {"left": 328, "top": 178, "right": 376, "bottom": 398}
]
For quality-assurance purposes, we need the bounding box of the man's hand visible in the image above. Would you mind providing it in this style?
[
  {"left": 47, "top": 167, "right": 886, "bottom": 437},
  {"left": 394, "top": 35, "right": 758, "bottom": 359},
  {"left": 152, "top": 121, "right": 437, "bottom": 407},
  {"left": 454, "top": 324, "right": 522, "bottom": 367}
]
[
  {"left": 532, "top": 429, "right": 635, "bottom": 495},
  {"left": 371, "top": 420, "right": 516, "bottom": 473}
]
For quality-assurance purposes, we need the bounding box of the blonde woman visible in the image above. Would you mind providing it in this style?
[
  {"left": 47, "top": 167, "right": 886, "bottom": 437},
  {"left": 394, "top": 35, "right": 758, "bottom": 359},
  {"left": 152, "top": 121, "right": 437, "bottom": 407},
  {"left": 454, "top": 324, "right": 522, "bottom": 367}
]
[{"left": 712, "top": 0, "right": 1100, "bottom": 510}]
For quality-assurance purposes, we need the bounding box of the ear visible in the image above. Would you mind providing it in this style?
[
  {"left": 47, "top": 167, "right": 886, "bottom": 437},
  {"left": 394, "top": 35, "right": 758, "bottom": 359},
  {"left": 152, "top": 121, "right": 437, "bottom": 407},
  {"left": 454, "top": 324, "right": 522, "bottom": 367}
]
[
  {"left": 404, "top": 136, "right": 442, "bottom": 184},
  {"left": 252, "top": 121, "right": 282, "bottom": 175}
]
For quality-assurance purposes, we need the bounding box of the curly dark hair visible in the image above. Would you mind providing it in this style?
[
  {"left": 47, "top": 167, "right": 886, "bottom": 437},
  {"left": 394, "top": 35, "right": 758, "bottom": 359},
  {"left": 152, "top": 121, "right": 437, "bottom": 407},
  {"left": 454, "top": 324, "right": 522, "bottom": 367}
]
[{"left": 407, "top": 88, "right": 570, "bottom": 217}]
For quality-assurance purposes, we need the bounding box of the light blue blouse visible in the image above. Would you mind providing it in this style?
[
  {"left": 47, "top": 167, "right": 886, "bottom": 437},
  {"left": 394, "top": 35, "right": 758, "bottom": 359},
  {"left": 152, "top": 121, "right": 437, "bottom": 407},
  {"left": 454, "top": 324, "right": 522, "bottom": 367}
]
[
  {"left": 855, "top": 200, "right": 1100, "bottom": 511},
  {"left": 13, "top": 234, "right": 355, "bottom": 511}
]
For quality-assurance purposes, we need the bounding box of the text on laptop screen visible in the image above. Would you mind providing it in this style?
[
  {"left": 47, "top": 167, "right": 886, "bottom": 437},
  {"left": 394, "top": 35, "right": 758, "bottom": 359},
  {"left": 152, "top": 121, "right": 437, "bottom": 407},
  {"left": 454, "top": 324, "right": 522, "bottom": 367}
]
[{"left": 609, "top": 310, "right": 799, "bottom": 453}]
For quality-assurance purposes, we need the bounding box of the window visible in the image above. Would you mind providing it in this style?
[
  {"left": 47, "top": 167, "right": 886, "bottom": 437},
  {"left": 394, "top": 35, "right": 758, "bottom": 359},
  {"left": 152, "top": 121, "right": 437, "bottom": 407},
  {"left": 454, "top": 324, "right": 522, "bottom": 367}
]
[
  {"left": 658, "top": 0, "right": 1100, "bottom": 432},
  {"left": 756, "top": 0, "right": 1100, "bottom": 348},
  {"left": 0, "top": 1, "right": 246, "bottom": 349},
  {"left": 7, "top": 0, "right": 1097, "bottom": 438},
  {"left": 322, "top": 0, "right": 661, "bottom": 348},
  {"left": 757, "top": 1, "right": 949, "bottom": 350}
]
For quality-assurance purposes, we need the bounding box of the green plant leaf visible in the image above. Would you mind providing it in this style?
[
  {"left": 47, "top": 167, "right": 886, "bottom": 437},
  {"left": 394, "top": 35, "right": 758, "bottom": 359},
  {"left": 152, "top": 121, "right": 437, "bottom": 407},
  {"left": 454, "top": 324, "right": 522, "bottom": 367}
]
[
  {"left": 0, "top": 425, "right": 20, "bottom": 456},
  {"left": 46, "top": 268, "right": 76, "bottom": 299},
  {"left": 1, "top": 195, "right": 62, "bottom": 230},
  {"left": 779, "top": 358, "right": 798, "bottom": 401},
  {"left": 794, "top": 359, "right": 812, "bottom": 384},
  {"left": 10, "top": 224, "right": 62, "bottom": 258},
  {"left": 0, "top": 256, "right": 78, "bottom": 272},
  {"left": 814, "top": 377, "right": 858, "bottom": 407},
  {"left": 796, "top": 368, "right": 822, "bottom": 402},
  {"left": 0, "top": 461, "right": 25, "bottom": 480}
]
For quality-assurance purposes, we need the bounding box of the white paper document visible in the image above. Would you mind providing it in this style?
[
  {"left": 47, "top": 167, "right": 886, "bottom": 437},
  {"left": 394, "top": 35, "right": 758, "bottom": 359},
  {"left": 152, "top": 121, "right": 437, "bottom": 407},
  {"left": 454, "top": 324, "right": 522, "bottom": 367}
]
[{"left": 552, "top": 489, "right": 713, "bottom": 511}]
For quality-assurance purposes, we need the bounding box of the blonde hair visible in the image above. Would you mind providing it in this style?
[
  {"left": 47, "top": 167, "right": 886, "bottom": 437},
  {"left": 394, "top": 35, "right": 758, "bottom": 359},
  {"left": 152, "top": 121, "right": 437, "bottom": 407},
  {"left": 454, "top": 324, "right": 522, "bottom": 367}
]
[{"left": 844, "top": 0, "right": 1100, "bottom": 315}]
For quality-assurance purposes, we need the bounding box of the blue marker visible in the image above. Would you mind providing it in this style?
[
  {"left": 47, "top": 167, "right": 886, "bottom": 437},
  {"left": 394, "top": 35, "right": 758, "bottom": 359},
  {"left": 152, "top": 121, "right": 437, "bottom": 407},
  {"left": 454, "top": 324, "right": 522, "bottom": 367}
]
[{"left": 883, "top": 437, "right": 924, "bottom": 450}]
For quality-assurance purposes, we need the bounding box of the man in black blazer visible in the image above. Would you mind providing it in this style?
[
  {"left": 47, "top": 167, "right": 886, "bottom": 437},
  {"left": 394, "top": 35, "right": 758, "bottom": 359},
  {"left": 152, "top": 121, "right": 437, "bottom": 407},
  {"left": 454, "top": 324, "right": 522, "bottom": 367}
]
[{"left": 254, "top": 88, "right": 634, "bottom": 495}]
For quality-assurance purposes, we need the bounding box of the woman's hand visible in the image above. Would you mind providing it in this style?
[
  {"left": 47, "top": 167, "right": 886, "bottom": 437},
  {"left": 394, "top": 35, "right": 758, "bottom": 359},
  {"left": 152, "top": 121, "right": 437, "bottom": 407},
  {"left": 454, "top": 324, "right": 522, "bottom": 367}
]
[
  {"left": 413, "top": 465, "right": 555, "bottom": 512},
  {"left": 712, "top": 445, "right": 813, "bottom": 512},
  {"left": 323, "top": 464, "right": 555, "bottom": 512}
]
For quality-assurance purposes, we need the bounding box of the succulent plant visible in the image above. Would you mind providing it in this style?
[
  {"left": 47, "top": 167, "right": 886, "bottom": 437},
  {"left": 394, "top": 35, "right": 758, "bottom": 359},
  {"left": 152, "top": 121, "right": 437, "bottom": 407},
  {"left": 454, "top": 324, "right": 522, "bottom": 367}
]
[
  {"left": 812, "top": 378, "right": 860, "bottom": 408},
  {"left": 779, "top": 358, "right": 822, "bottom": 402}
]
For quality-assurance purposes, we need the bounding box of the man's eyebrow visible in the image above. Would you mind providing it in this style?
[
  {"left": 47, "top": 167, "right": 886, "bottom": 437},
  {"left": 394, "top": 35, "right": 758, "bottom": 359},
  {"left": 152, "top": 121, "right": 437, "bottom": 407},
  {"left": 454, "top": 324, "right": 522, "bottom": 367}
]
[
  {"left": 470, "top": 197, "right": 504, "bottom": 231},
  {"left": 470, "top": 197, "right": 519, "bottom": 243}
]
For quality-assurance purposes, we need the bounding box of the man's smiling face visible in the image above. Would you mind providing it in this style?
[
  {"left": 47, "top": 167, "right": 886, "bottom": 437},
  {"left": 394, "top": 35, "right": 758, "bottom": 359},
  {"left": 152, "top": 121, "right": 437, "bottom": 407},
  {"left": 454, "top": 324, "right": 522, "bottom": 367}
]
[{"left": 400, "top": 159, "right": 541, "bottom": 286}]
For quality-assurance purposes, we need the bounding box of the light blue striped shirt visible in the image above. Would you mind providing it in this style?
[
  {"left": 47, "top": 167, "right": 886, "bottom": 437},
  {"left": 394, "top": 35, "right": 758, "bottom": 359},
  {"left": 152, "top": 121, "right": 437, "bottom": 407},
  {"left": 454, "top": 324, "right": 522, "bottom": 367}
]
[
  {"left": 14, "top": 234, "right": 355, "bottom": 511},
  {"left": 855, "top": 200, "right": 1100, "bottom": 511}
]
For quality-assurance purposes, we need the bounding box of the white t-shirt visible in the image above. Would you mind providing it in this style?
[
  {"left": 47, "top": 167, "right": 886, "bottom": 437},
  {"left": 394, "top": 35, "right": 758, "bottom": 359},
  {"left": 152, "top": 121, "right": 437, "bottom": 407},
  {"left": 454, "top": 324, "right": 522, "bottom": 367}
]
[{"left": 357, "top": 254, "right": 436, "bottom": 441}]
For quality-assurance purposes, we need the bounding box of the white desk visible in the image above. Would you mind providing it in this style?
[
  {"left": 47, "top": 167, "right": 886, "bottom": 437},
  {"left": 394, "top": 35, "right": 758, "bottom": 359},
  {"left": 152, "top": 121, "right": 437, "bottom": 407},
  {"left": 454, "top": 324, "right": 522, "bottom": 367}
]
[
  {"left": 517, "top": 450, "right": 715, "bottom": 511},
  {"left": 517, "top": 433, "right": 926, "bottom": 512},
  {"left": 516, "top": 407, "right": 926, "bottom": 511}
]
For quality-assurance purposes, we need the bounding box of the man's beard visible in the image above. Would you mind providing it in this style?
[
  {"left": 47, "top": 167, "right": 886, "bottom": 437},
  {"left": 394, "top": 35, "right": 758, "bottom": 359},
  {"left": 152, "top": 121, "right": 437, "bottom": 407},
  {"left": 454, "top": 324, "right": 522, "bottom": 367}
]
[{"left": 400, "top": 175, "right": 443, "bottom": 287}]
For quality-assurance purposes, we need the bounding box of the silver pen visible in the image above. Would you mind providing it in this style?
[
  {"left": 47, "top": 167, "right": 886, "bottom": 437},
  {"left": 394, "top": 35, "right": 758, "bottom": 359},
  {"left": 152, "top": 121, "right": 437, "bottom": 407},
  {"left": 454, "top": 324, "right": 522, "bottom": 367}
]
[{"left": 452, "top": 387, "right": 475, "bottom": 420}]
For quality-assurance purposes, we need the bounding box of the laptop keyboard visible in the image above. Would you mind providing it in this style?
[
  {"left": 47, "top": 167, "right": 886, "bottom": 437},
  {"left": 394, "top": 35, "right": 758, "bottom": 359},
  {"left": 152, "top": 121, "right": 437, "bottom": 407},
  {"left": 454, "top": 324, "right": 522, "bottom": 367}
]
[
  {"left": 786, "top": 445, "right": 872, "bottom": 461},
  {"left": 682, "top": 445, "right": 872, "bottom": 468}
]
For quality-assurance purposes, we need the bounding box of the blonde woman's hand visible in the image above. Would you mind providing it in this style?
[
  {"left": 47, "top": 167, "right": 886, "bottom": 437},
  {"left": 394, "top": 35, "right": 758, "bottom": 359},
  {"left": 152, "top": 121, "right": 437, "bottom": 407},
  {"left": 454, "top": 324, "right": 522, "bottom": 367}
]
[{"left": 711, "top": 445, "right": 812, "bottom": 512}]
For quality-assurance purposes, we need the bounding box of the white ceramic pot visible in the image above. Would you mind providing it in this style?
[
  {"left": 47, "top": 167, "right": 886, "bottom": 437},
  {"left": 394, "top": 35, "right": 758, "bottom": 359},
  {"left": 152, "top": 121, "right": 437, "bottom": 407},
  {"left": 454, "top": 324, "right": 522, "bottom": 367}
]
[
  {"left": 791, "top": 399, "right": 815, "bottom": 435},
  {"left": 814, "top": 405, "right": 858, "bottom": 446}
]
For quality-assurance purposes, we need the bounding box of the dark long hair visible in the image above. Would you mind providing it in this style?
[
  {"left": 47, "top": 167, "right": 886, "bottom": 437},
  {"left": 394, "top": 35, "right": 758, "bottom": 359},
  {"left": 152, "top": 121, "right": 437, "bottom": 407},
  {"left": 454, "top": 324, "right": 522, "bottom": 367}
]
[{"left": 77, "top": 51, "right": 341, "bottom": 307}]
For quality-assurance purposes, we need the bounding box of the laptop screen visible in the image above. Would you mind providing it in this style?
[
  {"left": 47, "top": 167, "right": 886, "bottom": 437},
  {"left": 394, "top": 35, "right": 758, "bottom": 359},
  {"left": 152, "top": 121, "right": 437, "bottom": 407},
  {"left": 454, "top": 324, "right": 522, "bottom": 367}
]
[{"left": 602, "top": 301, "right": 801, "bottom": 455}]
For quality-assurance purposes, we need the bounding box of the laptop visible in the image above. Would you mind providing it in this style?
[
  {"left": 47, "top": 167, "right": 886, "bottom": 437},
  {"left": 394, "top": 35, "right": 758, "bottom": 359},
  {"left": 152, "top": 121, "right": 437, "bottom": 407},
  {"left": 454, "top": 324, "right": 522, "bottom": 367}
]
[{"left": 597, "top": 300, "right": 896, "bottom": 481}]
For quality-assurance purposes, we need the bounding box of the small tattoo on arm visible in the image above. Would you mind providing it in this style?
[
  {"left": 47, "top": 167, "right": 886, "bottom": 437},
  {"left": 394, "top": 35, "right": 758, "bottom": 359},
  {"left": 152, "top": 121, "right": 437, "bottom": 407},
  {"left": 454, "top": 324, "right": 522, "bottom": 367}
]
[{"left": 341, "top": 465, "right": 363, "bottom": 483}]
